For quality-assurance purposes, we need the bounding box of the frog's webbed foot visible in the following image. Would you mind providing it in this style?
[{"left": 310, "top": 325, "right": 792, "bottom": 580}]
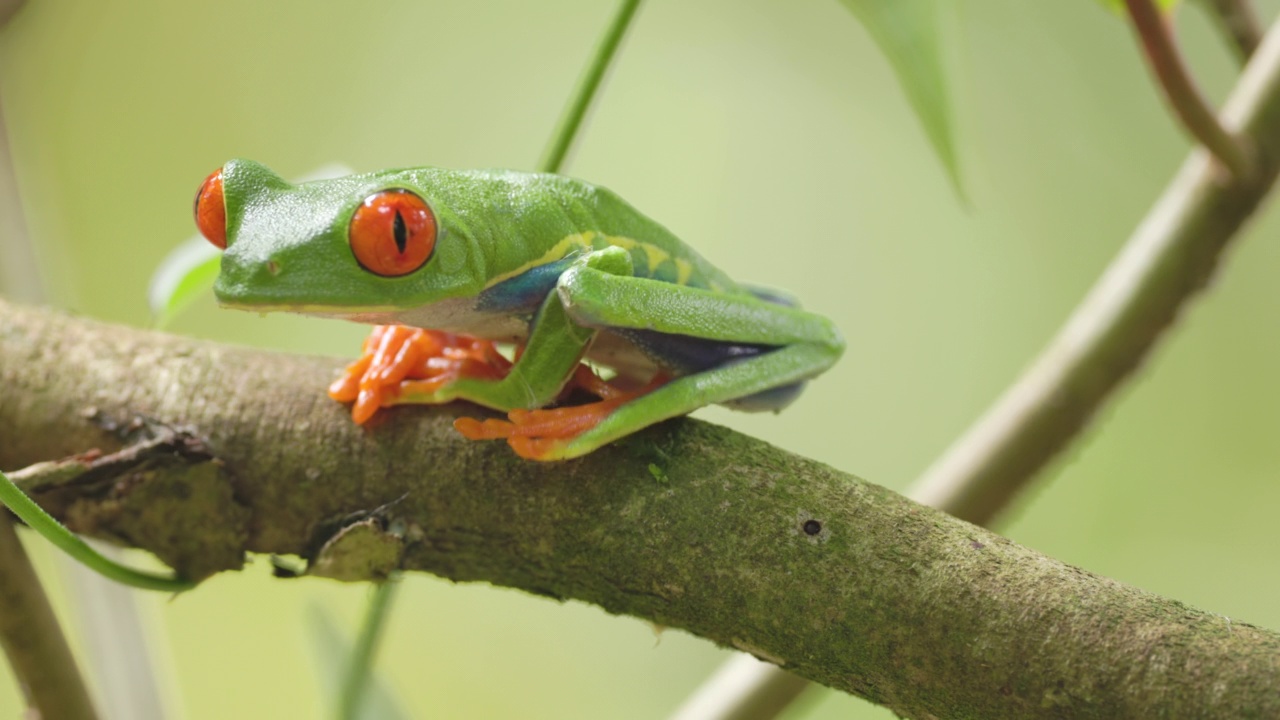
[
  {"left": 328, "top": 325, "right": 511, "bottom": 423},
  {"left": 454, "top": 370, "right": 666, "bottom": 460}
]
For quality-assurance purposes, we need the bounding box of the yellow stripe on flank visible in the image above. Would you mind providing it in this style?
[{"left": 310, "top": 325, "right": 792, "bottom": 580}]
[
  {"left": 599, "top": 234, "right": 684, "bottom": 280},
  {"left": 607, "top": 235, "right": 635, "bottom": 251},
  {"left": 483, "top": 230, "right": 699, "bottom": 288},
  {"left": 674, "top": 258, "right": 694, "bottom": 286},
  {"left": 637, "top": 244, "right": 670, "bottom": 274},
  {"left": 483, "top": 231, "right": 596, "bottom": 289}
]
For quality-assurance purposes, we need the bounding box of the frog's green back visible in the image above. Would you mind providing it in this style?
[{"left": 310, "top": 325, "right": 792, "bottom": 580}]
[
  {"left": 416, "top": 168, "right": 741, "bottom": 294},
  {"left": 214, "top": 160, "right": 743, "bottom": 318}
]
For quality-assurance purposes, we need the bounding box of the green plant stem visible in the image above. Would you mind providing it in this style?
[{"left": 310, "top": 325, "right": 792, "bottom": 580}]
[
  {"left": 339, "top": 2, "right": 644, "bottom": 714},
  {"left": 536, "top": 0, "right": 643, "bottom": 174},
  {"left": 0, "top": 468, "right": 194, "bottom": 592},
  {"left": 0, "top": 511, "right": 99, "bottom": 720},
  {"left": 1125, "top": 0, "right": 1251, "bottom": 178},
  {"left": 1200, "top": 0, "right": 1263, "bottom": 64},
  {"left": 338, "top": 576, "right": 400, "bottom": 720}
]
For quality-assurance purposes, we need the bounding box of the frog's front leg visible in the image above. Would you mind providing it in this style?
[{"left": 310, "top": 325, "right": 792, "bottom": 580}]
[
  {"left": 333, "top": 299, "right": 598, "bottom": 424},
  {"left": 330, "top": 252, "right": 626, "bottom": 422}
]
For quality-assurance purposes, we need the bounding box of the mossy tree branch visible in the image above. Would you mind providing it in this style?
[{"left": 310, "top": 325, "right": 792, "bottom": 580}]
[{"left": 1, "top": 299, "right": 1279, "bottom": 719}]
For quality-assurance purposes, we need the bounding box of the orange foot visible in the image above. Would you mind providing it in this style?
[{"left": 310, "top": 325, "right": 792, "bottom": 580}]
[
  {"left": 454, "top": 370, "right": 667, "bottom": 460},
  {"left": 328, "top": 325, "right": 511, "bottom": 423}
]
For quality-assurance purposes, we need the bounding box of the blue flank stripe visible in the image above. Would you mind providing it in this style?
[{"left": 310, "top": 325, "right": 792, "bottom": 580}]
[{"left": 475, "top": 256, "right": 578, "bottom": 314}]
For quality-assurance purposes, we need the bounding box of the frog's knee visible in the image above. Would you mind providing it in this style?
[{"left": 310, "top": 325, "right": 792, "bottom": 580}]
[
  {"left": 722, "top": 381, "right": 807, "bottom": 412},
  {"left": 582, "top": 246, "right": 633, "bottom": 275}
]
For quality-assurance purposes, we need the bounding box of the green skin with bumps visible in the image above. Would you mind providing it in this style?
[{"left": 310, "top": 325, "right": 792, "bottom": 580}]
[{"left": 213, "top": 159, "right": 845, "bottom": 460}]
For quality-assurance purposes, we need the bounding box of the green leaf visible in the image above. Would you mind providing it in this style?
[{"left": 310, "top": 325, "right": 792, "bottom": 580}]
[
  {"left": 149, "top": 163, "right": 354, "bottom": 326},
  {"left": 148, "top": 238, "right": 221, "bottom": 328},
  {"left": 836, "top": 0, "right": 963, "bottom": 195}
]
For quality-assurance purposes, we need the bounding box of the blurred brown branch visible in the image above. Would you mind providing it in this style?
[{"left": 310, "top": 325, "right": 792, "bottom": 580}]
[
  {"left": 1125, "top": 0, "right": 1250, "bottom": 176},
  {"left": 0, "top": 0, "right": 23, "bottom": 28},
  {"left": 1201, "top": 0, "right": 1263, "bottom": 63}
]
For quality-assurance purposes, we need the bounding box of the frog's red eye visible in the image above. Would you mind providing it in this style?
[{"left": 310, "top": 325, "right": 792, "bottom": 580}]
[
  {"left": 194, "top": 169, "right": 227, "bottom": 250},
  {"left": 349, "top": 190, "right": 436, "bottom": 277}
]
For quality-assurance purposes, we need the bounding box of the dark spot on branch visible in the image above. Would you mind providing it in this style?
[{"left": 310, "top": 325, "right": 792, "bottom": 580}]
[
  {"left": 271, "top": 556, "right": 304, "bottom": 578},
  {"left": 803, "top": 519, "right": 822, "bottom": 536}
]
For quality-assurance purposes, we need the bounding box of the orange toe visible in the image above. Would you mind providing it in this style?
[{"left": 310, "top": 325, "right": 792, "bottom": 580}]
[
  {"left": 506, "top": 399, "right": 628, "bottom": 438},
  {"left": 328, "top": 352, "right": 373, "bottom": 402},
  {"left": 332, "top": 326, "right": 517, "bottom": 424},
  {"left": 454, "top": 416, "right": 517, "bottom": 440},
  {"left": 508, "top": 436, "right": 568, "bottom": 460},
  {"left": 352, "top": 387, "right": 385, "bottom": 425},
  {"left": 453, "top": 371, "right": 668, "bottom": 454}
]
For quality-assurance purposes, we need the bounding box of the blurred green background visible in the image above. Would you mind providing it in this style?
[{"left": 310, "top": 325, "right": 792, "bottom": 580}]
[{"left": 3, "top": 0, "right": 1280, "bottom": 718}]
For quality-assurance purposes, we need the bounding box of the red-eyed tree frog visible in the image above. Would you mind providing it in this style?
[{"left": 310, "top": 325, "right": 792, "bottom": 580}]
[{"left": 195, "top": 159, "right": 844, "bottom": 460}]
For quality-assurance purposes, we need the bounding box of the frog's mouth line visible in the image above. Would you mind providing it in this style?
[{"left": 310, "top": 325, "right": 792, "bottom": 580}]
[
  {"left": 217, "top": 301, "right": 402, "bottom": 324},
  {"left": 217, "top": 296, "right": 527, "bottom": 340}
]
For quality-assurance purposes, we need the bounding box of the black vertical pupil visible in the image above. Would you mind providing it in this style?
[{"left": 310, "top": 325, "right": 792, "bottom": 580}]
[{"left": 392, "top": 209, "right": 408, "bottom": 254}]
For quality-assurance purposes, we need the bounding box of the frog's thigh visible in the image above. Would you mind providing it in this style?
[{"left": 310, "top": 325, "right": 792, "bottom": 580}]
[
  {"left": 557, "top": 266, "right": 842, "bottom": 349},
  {"left": 558, "top": 343, "right": 838, "bottom": 459}
]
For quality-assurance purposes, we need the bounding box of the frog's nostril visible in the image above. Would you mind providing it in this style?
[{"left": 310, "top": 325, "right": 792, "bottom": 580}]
[{"left": 266, "top": 260, "right": 281, "bottom": 276}]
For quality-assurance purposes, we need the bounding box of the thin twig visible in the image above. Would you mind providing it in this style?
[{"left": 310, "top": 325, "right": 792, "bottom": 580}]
[
  {"left": 0, "top": 465, "right": 195, "bottom": 592},
  {"left": 672, "top": 11, "right": 1280, "bottom": 720},
  {"left": 1200, "top": 0, "right": 1264, "bottom": 64},
  {"left": 0, "top": 512, "right": 99, "bottom": 720},
  {"left": 337, "top": 577, "right": 399, "bottom": 720},
  {"left": 1125, "top": 0, "right": 1251, "bottom": 178},
  {"left": 537, "top": 0, "right": 643, "bottom": 174}
]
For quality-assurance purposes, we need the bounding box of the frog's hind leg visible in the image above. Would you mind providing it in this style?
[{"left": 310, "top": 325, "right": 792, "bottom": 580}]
[
  {"left": 730, "top": 284, "right": 808, "bottom": 411},
  {"left": 458, "top": 249, "right": 843, "bottom": 460},
  {"left": 607, "top": 327, "right": 806, "bottom": 413},
  {"left": 720, "top": 380, "right": 806, "bottom": 412},
  {"left": 488, "top": 343, "right": 833, "bottom": 460}
]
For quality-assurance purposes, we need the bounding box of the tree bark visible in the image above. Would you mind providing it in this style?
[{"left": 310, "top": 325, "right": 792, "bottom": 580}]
[{"left": 0, "top": 299, "right": 1277, "bottom": 719}]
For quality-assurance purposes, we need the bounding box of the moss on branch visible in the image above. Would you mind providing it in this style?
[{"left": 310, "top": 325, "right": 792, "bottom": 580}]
[{"left": 1, "top": 299, "right": 1277, "bottom": 719}]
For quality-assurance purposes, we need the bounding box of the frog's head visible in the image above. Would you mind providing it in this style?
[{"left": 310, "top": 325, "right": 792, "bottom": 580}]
[{"left": 197, "top": 159, "right": 485, "bottom": 323}]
